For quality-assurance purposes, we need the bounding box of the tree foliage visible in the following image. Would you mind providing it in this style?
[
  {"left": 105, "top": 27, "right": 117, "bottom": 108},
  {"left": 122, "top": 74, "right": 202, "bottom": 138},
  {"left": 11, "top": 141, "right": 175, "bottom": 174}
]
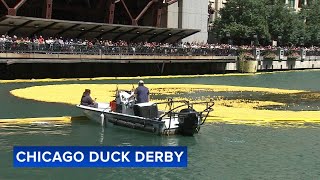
[
  {"left": 216, "top": 0, "right": 270, "bottom": 45},
  {"left": 213, "top": 0, "right": 313, "bottom": 46},
  {"left": 300, "top": 0, "right": 320, "bottom": 46}
]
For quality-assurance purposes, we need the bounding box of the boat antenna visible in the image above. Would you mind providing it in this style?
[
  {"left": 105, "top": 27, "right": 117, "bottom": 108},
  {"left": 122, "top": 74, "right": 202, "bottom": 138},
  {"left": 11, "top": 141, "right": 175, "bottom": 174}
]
[{"left": 115, "top": 84, "right": 119, "bottom": 97}]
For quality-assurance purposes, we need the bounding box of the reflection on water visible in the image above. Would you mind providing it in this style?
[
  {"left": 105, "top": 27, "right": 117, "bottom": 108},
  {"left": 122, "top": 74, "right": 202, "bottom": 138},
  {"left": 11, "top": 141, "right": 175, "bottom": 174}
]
[
  {"left": 160, "top": 137, "right": 180, "bottom": 146},
  {"left": 0, "top": 123, "right": 71, "bottom": 136},
  {"left": 223, "top": 137, "right": 246, "bottom": 144},
  {"left": 99, "top": 127, "right": 105, "bottom": 145}
]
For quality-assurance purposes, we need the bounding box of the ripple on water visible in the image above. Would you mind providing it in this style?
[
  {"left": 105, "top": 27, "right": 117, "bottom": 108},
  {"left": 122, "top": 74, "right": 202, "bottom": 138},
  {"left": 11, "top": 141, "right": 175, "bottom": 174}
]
[
  {"left": 0, "top": 138, "right": 11, "bottom": 152},
  {"left": 0, "top": 123, "right": 71, "bottom": 136},
  {"left": 223, "top": 137, "right": 246, "bottom": 144}
]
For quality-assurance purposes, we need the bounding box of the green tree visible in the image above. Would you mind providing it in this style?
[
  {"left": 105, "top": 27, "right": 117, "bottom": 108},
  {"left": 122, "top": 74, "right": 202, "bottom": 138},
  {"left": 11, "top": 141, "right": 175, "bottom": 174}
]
[
  {"left": 300, "top": 0, "right": 320, "bottom": 46},
  {"left": 215, "top": 0, "right": 270, "bottom": 45},
  {"left": 266, "top": 1, "right": 287, "bottom": 44},
  {"left": 214, "top": 0, "right": 306, "bottom": 46},
  {"left": 267, "top": 0, "right": 305, "bottom": 46}
]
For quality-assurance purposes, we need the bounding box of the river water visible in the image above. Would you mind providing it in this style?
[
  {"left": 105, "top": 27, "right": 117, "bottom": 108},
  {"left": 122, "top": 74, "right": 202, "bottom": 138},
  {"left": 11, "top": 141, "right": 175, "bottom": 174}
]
[{"left": 0, "top": 70, "right": 320, "bottom": 180}]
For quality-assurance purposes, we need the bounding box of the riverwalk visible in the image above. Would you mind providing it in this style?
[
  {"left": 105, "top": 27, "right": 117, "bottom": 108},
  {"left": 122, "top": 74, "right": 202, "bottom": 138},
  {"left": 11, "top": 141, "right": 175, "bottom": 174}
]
[{"left": 0, "top": 51, "right": 319, "bottom": 79}]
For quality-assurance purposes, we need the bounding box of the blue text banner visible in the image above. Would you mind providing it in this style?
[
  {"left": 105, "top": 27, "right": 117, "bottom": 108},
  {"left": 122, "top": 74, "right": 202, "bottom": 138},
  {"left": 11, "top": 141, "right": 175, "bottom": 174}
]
[{"left": 13, "top": 146, "right": 187, "bottom": 168}]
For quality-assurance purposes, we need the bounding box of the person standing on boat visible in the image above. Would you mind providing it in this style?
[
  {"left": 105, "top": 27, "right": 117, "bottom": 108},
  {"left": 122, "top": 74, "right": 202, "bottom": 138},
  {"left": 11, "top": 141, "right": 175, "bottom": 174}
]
[
  {"left": 134, "top": 80, "right": 150, "bottom": 103},
  {"left": 80, "top": 89, "right": 98, "bottom": 108}
]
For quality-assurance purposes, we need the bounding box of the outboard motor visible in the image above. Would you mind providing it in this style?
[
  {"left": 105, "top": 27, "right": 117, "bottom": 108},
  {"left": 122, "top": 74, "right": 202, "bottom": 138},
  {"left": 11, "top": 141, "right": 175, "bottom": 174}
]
[{"left": 178, "top": 108, "right": 200, "bottom": 136}]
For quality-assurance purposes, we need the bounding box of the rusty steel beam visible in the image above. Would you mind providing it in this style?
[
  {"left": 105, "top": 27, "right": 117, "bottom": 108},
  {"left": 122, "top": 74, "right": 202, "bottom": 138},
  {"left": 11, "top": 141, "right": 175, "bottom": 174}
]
[
  {"left": 155, "top": 1, "right": 162, "bottom": 27},
  {"left": 43, "top": 0, "right": 53, "bottom": 19},
  {"left": 14, "top": 0, "right": 27, "bottom": 10},
  {"left": 120, "top": 0, "right": 133, "bottom": 21},
  {"left": 108, "top": 1, "right": 115, "bottom": 24},
  {"left": 156, "top": 8, "right": 162, "bottom": 27},
  {"left": 160, "top": 5, "right": 168, "bottom": 28},
  {"left": 135, "top": 0, "right": 155, "bottom": 21},
  {"left": 119, "top": 0, "right": 158, "bottom": 26},
  {"left": 8, "top": 8, "right": 16, "bottom": 16},
  {"left": 0, "top": 0, "right": 9, "bottom": 9},
  {"left": 1, "top": 0, "right": 28, "bottom": 16}
]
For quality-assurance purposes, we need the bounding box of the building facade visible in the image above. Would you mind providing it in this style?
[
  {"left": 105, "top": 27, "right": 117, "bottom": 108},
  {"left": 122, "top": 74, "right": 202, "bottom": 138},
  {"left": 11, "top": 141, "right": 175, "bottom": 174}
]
[
  {"left": 167, "top": 0, "right": 209, "bottom": 43},
  {"left": 208, "top": 0, "right": 227, "bottom": 23},
  {"left": 286, "top": 0, "right": 308, "bottom": 10}
]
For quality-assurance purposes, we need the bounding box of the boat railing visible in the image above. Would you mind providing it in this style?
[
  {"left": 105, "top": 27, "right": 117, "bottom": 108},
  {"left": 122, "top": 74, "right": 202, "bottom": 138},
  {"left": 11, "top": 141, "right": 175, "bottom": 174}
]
[{"left": 156, "top": 99, "right": 214, "bottom": 123}]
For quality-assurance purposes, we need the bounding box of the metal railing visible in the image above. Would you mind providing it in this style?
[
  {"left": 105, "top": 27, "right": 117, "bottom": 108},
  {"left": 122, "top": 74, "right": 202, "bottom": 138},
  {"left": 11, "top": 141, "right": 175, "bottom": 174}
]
[
  {"left": 0, "top": 42, "right": 238, "bottom": 56},
  {"left": 0, "top": 41, "right": 320, "bottom": 57}
]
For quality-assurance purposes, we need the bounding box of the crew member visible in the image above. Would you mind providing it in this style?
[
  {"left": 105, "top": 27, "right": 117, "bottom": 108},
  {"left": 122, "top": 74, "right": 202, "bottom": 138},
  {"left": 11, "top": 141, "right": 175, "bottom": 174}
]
[
  {"left": 80, "top": 89, "right": 98, "bottom": 108},
  {"left": 134, "top": 80, "right": 150, "bottom": 103}
]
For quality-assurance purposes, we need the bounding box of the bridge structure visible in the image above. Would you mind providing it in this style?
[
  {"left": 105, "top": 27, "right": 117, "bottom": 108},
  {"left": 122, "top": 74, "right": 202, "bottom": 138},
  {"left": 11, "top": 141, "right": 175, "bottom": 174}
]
[{"left": 0, "top": 0, "right": 209, "bottom": 42}]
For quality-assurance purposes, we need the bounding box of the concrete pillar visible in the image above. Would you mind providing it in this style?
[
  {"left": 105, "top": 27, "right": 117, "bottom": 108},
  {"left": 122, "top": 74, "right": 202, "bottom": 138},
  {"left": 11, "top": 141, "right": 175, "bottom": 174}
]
[
  {"left": 300, "top": 48, "right": 306, "bottom": 60},
  {"left": 294, "top": 0, "right": 299, "bottom": 10},
  {"left": 277, "top": 48, "right": 284, "bottom": 60},
  {"left": 238, "top": 60, "right": 258, "bottom": 73},
  {"left": 214, "top": 0, "right": 219, "bottom": 20},
  {"left": 253, "top": 48, "right": 260, "bottom": 60}
]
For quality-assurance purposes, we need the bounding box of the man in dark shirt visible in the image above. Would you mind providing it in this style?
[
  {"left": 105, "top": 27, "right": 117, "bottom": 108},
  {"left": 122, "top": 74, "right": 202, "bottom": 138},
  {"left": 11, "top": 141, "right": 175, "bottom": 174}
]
[
  {"left": 134, "top": 80, "right": 150, "bottom": 103},
  {"left": 81, "top": 89, "right": 98, "bottom": 108}
]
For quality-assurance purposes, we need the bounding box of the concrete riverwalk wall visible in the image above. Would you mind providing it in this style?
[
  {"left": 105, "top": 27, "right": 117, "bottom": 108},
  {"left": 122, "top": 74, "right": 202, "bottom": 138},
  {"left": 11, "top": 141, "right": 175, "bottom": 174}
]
[
  {"left": 258, "top": 58, "right": 320, "bottom": 71},
  {"left": 0, "top": 53, "right": 236, "bottom": 79},
  {"left": 0, "top": 53, "right": 319, "bottom": 79}
]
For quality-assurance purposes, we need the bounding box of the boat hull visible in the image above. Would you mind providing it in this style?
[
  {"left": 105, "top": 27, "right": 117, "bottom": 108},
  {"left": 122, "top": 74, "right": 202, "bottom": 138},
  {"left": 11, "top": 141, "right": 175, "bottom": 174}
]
[{"left": 78, "top": 104, "right": 180, "bottom": 135}]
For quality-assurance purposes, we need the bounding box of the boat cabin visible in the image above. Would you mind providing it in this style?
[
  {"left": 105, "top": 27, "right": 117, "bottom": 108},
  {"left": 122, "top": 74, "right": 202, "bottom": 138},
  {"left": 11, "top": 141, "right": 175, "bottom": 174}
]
[{"left": 111, "top": 90, "right": 159, "bottom": 119}]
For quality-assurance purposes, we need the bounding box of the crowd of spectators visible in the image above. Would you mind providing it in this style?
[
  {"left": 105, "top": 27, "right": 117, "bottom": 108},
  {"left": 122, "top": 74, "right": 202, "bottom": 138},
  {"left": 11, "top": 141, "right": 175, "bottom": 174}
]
[{"left": 1, "top": 34, "right": 320, "bottom": 56}]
